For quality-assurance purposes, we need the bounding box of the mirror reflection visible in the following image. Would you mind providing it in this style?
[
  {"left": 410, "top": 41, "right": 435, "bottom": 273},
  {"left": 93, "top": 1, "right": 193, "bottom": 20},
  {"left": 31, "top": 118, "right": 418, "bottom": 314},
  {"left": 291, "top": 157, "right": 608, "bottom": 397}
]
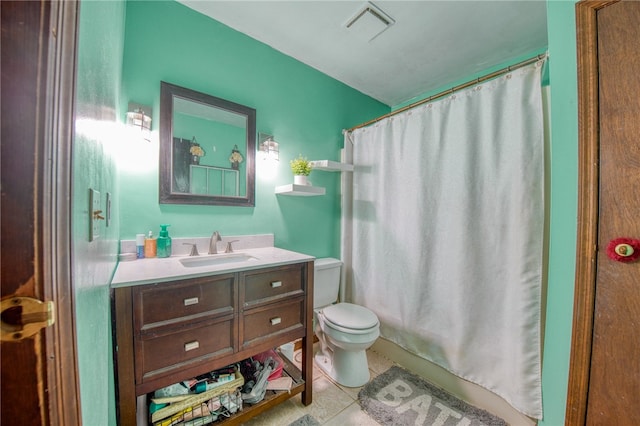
[{"left": 160, "top": 82, "right": 256, "bottom": 206}]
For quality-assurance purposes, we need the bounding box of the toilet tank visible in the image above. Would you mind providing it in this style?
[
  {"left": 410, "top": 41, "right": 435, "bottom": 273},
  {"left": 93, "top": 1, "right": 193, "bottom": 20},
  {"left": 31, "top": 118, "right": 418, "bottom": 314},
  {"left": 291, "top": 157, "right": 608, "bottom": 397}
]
[{"left": 314, "top": 258, "right": 343, "bottom": 308}]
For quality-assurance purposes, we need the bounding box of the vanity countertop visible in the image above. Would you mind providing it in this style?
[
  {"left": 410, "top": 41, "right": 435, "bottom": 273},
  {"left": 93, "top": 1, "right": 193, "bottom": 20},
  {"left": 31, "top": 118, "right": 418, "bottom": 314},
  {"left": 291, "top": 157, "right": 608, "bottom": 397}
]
[{"left": 111, "top": 246, "right": 314, "bottom": 288}]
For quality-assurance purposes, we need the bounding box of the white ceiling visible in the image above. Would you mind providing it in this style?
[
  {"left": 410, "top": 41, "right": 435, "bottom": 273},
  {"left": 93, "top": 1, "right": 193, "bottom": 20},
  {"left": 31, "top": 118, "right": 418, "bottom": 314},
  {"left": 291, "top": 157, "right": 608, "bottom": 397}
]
[{"left": 178, "top": 1, "right": 548, "bottom": 106}]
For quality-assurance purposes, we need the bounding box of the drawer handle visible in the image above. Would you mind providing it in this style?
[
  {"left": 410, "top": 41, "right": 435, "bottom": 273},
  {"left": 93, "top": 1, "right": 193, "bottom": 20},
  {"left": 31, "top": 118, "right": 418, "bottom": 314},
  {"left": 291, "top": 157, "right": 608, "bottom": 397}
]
[
  {"left": 184, "top": 341, "right": 200, "bottom": 352},
  {"left": 270, "top": 317, "right": 282, "bottom": 326},
  {"left": 183, "top": 297, "right": 199, "bottom": 306},
  {"left": 271, "top": 281, "right": 282, "bottom": 288}
]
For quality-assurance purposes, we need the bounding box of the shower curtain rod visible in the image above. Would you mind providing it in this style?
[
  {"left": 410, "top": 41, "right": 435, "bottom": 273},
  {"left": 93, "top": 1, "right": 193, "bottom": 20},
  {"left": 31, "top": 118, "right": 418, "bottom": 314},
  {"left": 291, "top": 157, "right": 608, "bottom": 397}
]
[{"left": 346, "top": 53, "right": 548, "bottom": 133}]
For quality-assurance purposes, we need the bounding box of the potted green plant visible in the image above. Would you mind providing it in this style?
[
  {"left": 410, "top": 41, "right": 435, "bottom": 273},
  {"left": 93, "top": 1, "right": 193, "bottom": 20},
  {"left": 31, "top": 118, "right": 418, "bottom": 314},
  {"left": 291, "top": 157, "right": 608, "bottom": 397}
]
[{"left": 290, "top": 155, "right": 312, "bottom": 185}]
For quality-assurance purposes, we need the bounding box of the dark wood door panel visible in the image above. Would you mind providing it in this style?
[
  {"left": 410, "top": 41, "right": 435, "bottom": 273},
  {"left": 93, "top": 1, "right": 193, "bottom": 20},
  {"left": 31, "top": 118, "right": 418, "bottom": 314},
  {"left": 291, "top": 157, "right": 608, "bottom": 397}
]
[
  {"left": 1, "top": 2, "right": 81, "bottom": 424},
  {"left": 586, "top": 2, "right": 640, "bottom": 423}
]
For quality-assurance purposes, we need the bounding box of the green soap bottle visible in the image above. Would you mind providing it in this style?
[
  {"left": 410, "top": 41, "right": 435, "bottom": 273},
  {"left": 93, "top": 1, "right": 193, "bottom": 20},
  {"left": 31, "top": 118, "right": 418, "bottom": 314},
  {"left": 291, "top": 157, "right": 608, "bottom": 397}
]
[{"left": 157, "top": 224, "right": 172, "bottom": 258}]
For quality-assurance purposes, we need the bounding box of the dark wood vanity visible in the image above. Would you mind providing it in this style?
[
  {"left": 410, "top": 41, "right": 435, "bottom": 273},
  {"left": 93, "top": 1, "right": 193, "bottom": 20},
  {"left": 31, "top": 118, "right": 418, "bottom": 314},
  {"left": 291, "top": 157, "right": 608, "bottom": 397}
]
[{"left": 112, "top": 261, "right": 314, "bottom": 425}]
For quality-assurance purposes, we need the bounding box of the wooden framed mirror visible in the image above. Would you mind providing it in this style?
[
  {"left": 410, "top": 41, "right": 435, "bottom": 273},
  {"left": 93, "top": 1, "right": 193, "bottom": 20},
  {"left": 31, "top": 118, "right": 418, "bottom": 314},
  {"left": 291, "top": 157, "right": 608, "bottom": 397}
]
[{"left": 159, "top": 81, "right": 256, "bottom": 206}]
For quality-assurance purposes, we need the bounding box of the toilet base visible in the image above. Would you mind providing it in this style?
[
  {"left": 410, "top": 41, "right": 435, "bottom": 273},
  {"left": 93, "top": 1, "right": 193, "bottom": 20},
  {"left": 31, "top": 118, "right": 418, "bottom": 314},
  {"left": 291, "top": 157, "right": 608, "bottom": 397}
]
[{"left": 314, "top": 348, "right": 371, "bottom": 388}]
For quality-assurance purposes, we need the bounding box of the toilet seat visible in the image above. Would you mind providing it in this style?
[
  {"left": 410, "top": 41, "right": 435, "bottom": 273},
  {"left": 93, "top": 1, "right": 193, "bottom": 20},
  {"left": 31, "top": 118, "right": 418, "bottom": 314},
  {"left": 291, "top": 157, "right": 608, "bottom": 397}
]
[{"left": 321, "top": 303, "right": 379, "bottom": 335}]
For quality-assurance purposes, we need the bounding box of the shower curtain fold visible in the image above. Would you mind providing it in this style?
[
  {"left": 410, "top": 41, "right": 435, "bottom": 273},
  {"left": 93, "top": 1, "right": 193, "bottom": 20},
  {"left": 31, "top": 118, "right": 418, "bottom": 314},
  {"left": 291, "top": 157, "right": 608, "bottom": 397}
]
[{"left": 344, "top": 61, "right": 545, "bottom": 419}]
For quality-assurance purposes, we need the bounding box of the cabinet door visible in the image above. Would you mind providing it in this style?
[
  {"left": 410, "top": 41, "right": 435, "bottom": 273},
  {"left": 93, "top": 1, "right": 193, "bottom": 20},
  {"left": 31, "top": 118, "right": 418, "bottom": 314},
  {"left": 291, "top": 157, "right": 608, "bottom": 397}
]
[
  {"left": 243, "top": 264, "right": 305, "bottom": 308},
  {"left": 136, "top": 318, "right": 234, "bottom": 383},
  {"left": 133, "top": 274, "right": 235, "bottom": 332},
  {"left": 241, "top": 297, "right": 305, "bottom": 350},
  {"left": 131, "top": 274, "right": 237, "bottom": 385}
]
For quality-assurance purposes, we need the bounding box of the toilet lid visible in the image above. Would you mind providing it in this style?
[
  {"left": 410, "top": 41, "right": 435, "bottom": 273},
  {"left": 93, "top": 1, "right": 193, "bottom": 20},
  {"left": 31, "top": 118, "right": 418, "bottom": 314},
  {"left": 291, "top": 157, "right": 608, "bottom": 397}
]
[{"left": 322, "top": 303, "right": 379, "bottom": 330}]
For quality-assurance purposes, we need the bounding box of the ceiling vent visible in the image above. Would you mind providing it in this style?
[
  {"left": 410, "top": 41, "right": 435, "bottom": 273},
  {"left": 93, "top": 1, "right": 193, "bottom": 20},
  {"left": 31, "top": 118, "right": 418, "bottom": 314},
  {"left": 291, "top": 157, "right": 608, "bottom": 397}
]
[{"left": 344, "top": 2, "right": 395, "bottom": 42}]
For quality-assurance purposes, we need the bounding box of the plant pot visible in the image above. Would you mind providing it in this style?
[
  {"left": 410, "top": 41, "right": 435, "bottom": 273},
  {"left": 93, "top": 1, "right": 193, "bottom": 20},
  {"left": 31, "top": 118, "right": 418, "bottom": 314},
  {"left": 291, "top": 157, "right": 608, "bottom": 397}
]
[
  {"left": 294, "top": 175, "right": 310, "bottom": 186},
  {"left": 191, "top": 155, "right": 200, "bottom": 165}
]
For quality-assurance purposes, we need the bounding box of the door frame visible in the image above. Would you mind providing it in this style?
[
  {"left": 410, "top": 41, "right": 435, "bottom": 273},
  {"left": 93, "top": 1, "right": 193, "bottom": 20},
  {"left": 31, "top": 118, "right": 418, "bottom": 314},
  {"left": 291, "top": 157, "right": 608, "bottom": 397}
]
[
  {"left": 565, "top": 1, "right": 619, "bottom": 424},
  {"left": 45, "top": 2, "right": 83, "bottom": 424}
]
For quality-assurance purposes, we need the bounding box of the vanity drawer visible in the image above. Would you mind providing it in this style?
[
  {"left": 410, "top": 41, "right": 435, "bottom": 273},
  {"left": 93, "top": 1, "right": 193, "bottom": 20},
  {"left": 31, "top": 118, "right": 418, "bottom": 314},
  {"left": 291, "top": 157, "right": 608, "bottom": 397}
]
[
  {"left": 242, "top": 297, "right": 305, "bottom": 348},
  {"left": 243, "top": 264, "right": 304, "bottom": 307},
  {"left": 136, "top": 318, "right": 234, "bottom": 383},
  {"left": 133, "top": 274, "right": 235, "bottom": 332}
]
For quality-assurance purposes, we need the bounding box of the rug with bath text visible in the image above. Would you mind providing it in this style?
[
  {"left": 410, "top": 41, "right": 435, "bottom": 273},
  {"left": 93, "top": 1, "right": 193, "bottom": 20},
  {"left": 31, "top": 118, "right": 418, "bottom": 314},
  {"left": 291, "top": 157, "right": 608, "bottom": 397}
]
[{"left": 358, "top": 366, "right": 507, "bottom": 426}]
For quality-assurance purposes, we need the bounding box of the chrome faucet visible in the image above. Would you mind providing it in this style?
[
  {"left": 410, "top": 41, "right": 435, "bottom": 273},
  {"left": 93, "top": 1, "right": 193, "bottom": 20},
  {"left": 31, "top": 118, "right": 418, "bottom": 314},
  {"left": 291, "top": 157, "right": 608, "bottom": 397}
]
[{"left": 208, "top": 231, "right": 222, "bottom": 254}]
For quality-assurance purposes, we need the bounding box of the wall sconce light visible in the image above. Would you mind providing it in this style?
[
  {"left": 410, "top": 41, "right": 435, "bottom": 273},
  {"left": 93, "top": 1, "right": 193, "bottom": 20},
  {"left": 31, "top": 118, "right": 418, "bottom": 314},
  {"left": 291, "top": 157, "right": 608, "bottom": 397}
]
[
  {"left": 259, "top": 133, "right": 279, "bottom": 161},
  {"left": 126, "top": 102, "right": 152, "bottom": 141}
]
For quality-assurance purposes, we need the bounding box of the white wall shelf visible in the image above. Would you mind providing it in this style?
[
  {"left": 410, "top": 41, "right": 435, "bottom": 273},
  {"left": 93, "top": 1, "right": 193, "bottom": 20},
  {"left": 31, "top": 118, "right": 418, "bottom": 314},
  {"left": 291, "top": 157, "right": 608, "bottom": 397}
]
[
  {"left": 275, "top": 184, "right": 326, "bottom": 196},
  {"left": 309, "top": 160, "right": 354, "bottom": 172},
  {"left": 275, "top": 160, "right": 352, "bottom": 196}
]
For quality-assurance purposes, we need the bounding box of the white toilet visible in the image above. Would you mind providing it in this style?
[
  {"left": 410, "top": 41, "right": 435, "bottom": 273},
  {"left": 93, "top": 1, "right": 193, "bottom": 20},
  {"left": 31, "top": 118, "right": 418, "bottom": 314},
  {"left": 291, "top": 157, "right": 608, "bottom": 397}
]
[{"left": 313, "top": 258, "right": 380, "bottom": 387}]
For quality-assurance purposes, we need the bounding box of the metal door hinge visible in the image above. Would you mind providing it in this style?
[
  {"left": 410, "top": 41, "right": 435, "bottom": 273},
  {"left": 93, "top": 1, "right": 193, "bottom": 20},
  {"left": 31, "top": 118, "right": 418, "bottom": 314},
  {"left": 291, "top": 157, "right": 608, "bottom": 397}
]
[{"left": 1, "top": 297, "right": 55, "bottom": 341}]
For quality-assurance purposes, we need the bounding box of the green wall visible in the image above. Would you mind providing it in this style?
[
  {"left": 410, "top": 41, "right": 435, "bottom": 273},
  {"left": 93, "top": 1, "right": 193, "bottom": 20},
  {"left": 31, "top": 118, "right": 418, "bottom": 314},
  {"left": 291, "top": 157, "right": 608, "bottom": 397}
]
[
  {"left": 540, "top": 2, "right": 579, "bottom": 425},
  {"left": 73, "top": 1, "right": 126, "bottom": 424},
  {"left": 118, "top": 1, "right": 389, "bottom": 257}
]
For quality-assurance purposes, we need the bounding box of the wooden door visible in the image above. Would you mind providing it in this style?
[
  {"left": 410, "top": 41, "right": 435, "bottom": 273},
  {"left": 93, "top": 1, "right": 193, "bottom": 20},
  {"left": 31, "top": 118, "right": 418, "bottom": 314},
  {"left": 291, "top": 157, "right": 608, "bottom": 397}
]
[
  {"left": 1, "top": 1, "right": 80, "bottom": 424},
  {"left": 588, "top": 2, "right": 640, "bottom": 422},
  {"left": 567, "top": 1, "right": 640, "bottom": 424}
]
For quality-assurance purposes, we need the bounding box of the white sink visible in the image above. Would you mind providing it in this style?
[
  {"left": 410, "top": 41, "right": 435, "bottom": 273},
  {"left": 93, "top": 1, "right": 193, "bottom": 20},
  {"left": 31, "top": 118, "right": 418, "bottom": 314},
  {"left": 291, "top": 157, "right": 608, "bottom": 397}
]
[{"left": 179, "top": 253, "right": 257, "bottom": 268}]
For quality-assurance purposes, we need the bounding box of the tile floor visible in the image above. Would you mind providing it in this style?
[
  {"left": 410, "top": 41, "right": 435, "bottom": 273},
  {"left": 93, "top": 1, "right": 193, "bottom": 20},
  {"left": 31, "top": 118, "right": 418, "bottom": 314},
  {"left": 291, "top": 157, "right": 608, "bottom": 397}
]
[{"left": 241, "top": 348, "right": 396, "bottom": 425}]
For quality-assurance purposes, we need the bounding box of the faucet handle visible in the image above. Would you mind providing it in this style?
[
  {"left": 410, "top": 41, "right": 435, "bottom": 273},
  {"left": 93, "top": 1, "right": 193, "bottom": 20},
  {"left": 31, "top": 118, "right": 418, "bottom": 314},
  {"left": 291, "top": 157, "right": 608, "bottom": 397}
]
[
  {"left": 225, "top": 240, "right": 239, "bottom": 253},
  {"left": 183, "top": 243, "right": 199, "bottom": 256}
]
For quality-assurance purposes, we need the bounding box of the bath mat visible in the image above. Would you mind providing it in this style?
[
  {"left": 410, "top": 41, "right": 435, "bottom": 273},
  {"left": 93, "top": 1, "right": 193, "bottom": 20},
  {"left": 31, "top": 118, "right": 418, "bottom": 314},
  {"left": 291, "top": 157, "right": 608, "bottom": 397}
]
[
  {"left": 287, "top": 414, "right": 320, "bottom": 426},
  {"left": 358, "top": 366, "right": 507, "bottom": 426}
]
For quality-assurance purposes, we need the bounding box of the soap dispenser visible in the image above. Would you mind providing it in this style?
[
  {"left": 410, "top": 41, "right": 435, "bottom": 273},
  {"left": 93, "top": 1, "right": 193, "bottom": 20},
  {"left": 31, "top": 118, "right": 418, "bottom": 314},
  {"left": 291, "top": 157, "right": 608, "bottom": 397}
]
[
  {"left": 144, "top": 231, "right": 157, "bottom": 258},
  {"left": 157, "top": 224, "right": 172, "bottom": 258}
]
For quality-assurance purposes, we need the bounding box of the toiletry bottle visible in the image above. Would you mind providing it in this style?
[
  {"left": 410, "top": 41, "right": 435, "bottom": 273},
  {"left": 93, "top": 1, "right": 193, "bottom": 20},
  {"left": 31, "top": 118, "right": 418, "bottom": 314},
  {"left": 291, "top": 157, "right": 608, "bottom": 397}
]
[
  {"left": 157, "top": 224, "right": 172, "bottom": 258},
  {"left": 144, "top": 231, "right": 157, "bottom": 258},
  {"left": 136, "top": 233, "right": 145, "bottom": 259}
]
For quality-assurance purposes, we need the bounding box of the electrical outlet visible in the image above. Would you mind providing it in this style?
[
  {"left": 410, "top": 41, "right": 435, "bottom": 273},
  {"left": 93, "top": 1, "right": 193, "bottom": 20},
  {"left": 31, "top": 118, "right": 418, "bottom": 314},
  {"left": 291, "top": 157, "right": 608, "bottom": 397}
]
[{"left": 89, "top": 188, "right": 101, "bottom": 241}]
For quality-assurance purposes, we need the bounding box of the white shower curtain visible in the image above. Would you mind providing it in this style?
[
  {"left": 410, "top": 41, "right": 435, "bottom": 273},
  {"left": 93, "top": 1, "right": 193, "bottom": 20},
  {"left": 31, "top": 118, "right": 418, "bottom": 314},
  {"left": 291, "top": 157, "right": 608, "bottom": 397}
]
[{"left": 345, "top": 61, "right": 545, "bottom": 418}]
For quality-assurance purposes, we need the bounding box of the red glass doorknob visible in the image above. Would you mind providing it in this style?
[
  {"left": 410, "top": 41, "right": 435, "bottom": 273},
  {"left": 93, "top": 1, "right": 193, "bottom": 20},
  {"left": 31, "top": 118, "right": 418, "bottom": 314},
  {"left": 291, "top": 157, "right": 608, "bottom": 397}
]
[{"left": 606, "top": 238, "right": 640, "bottom": 262}]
